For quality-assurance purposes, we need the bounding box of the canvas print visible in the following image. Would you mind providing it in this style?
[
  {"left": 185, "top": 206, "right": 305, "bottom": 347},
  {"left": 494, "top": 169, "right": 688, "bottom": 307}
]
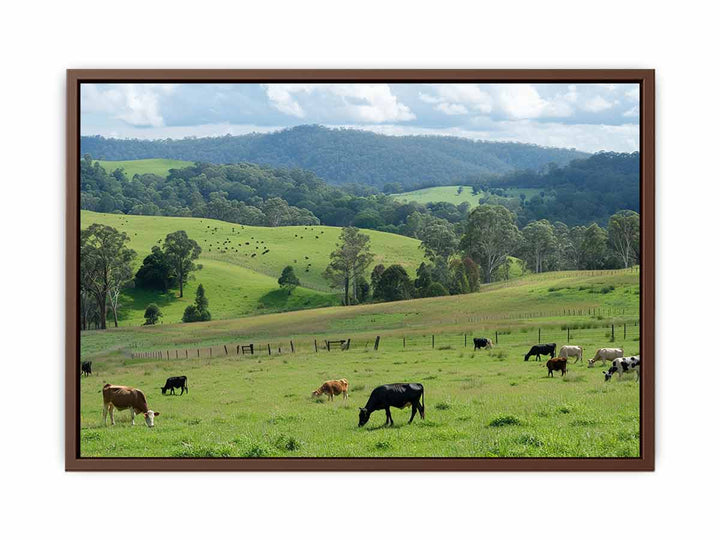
[{"left": 78, "top": 81, "right": 642, "bottom": 459}]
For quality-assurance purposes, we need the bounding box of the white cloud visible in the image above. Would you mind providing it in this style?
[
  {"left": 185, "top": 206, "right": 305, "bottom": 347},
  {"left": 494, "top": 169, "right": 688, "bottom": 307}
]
[
  {"left": 420, "top": 84, "right": 493, "bottom": 116},
  {"left": 582, "top": 95, "right": 615, "bottom": 113},
  {"left": 81, "top": 84, "right": 176, "bottom": 127},
  {"left": 623, "top": 105, "right": 639, "bottom": 117},
  {"left": 626, "top": 86, "right": 640, "bottom": 100},
  {"left": 494, "top": 84, "right": 574, "bottom": 119},
  {"left": 263, "top": 84, "right": 414, "bottom": 123}
]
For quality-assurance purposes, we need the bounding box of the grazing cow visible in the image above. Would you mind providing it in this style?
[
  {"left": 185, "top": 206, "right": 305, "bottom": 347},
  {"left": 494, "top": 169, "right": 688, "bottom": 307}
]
[
  {"left": 589, "top": 347, "right": 624, "bottom": 367},
  {"left": 559, "top": 345, "right": 583, "bottom": 364},
  {"left": 358, "top": 383, "right": 425, "bottom": 427},
  {"left": 312, "top": 379, "right": 349, "bottom": 401},
  {"left": 524, "top": 343, "right": 557, "bottom": 362},
  {"left": 161, "top": 376, "right": 188, "bottom": 396},
  {"left": 604, "top": 356, "right": 640, "bottom": 381},
  {"left": 81, "top": 361, "right": 92, "bottom": 377},
  {"left": 546, "top": 357, "right": 568, "bottom": 377},
  {"left": 473, "top": 337, "right": 493, "bottom": 350},
  {"left": 102, "top": 384, "right": 159, "bottom": 428}
]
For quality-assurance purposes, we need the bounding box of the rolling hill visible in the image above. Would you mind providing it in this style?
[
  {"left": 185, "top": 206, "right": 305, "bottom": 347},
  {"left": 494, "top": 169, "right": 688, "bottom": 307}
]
[
  {"left": 81, "top": 211, "right": 425, "bottom": 326},
  {"left": 81, "top": 125, "right": 589, "bottom": 189}
]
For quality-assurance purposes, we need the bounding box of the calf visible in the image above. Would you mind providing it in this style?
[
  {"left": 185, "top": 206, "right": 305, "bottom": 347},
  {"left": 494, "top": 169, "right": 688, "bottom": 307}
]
[
  {"left": 558, "top": 345, "right": 583, "bottom": 364},
  {"left": 546, "top": 357, "right": 568, "bottom": 377},
  {"left": 589, "top": 347, "right": 624, "bottom": 367},
  {"left": 312, "top": 378, "right": 349, "bottom": 401},
  {"left": 524, "top": 343, "right": 557, "bottom": 362},
  {"left": 473, "top": 337, "right": 493, "bottom": 350},
  {"left": 358, "top": 383, "right": 425, "bottom": 427},
  {"left": 604, "top": 356, "right": 640, "bottom": 381},
  {"left": 102, "top": 384, "right": 159, "bottom": 428},
  {"left": 81, "top": 361, "right": 92, "bottom": 377},
  {"left": 161, "top": 376, "right": 188, "bottom": 395}
]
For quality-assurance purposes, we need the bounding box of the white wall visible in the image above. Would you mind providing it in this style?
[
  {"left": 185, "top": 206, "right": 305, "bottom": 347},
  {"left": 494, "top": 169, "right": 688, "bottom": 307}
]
[{"left": 0, "top": 1, "right": 716, "bottom": 538}]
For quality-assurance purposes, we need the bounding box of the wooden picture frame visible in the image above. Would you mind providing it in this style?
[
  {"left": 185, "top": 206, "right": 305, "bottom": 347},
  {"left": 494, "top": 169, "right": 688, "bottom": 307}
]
[{"left": 67, "top": 69, "right": 654, "bottom": 471}]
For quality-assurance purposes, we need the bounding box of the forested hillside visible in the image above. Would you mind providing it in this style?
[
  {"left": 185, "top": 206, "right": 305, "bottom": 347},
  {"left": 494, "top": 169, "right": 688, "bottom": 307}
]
[{"left": 80, "top": 125, "right": 588, "bottom": 189}]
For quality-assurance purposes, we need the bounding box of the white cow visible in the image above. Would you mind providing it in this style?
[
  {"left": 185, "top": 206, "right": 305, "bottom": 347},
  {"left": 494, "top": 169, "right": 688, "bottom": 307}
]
[
  {"left": 589, "top": 347, "right": 624, "bottom": 367},
  {"left": 559, "top": 345, "right": 583, "bottom": 364},
  {"left": 604, "top": 356, "right": 640, "bottom": 381}
]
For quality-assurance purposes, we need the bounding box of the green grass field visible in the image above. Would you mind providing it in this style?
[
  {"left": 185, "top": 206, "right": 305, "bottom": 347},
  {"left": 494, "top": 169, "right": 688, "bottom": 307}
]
[
  {"left": 80, "top": 268, "right": 640, "bottom": 458},
  {"left": 390, "top": 185, "right": 549, "bottom": 206},
  {"left": 390, "top": 185, "right": 483, "bottom": 205},
  {"left": 82, "top": 211, "right": 425, "bottom": 326},
  {"left": 97, "top": 158, "right": 194, "bottom": 178}
]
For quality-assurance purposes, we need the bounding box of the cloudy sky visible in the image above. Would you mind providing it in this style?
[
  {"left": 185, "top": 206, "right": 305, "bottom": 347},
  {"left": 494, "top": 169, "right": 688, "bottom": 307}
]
[{"left": 81, "top": 83, "right": 640, "bottom": 153}]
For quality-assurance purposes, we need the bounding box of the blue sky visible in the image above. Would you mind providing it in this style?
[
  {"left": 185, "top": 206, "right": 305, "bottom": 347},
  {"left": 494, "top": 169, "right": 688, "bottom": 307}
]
[{"left": 81, "top": 83, "right": 639, "bottom": 153}]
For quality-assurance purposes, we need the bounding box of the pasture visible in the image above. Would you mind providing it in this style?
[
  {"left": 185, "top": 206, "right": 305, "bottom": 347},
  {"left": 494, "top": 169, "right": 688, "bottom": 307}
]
[
  {"left": 81, "top": 211, "right": 424, "bottom": 325},
  {"left": 80, "top": 267, "right": 640, "bottom": 458},
  {"left": 97, "top": 158, "right": 194, "bottom": 179},
  {"left": 389, "top": 185, "right": 548, "bottom": 206},
  {"left": 80, "top": 332, "right": 640, "bottom": 458}
]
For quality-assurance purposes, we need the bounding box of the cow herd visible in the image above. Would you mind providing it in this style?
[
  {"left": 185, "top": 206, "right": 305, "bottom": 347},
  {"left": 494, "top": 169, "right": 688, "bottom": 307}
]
[{"left": 87, "top": 337, "right": 639, "bottom": 430}]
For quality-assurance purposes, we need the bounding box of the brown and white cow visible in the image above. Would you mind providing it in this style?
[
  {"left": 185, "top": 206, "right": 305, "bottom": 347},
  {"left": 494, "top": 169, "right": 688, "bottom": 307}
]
[
  {"left": 102, "top": 384, "right": 159, "bottom": 428},
  {"left": 312, "top": 379, "right": 349, "bottom": 402},
  {"left": 589, "top": 347, "right": 624, "bottom": 367},
  {"left": 559, "top": 345, "right": 583, "bottom": 364}
]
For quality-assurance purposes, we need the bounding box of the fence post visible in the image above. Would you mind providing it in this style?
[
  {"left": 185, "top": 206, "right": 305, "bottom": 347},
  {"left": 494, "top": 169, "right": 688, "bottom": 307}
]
[
  {"left": 209, "top": 348, "right": 212, "bottom": 358},
  {"left": 567, "top": 327, "right": 570, "bottom": 342},
  {"left": 611, "top": 324, "right": 615, "bottom": 342},
  {"left": 495, "top": 331, "right": 498, "bottom": 345},
  {"left": 432, "top": 335, "right": 435, "bottom": 348},
  {"left": 197, "top": 349, "right": 200, "bottom": 358},
  {"left": 185, "top": 350, "right": 188, "bottom": 359},
  {"left": 624, "top": 323, "right": 627, "bottom": 340},
  {"left": 403, "top": 336, "right": 406, "bottom": 348},
  {"left": 237, "top": 345, "right": 240, "bottom": 355},
  {"left": 464, "top": 334, "right": 467, "bottom": 348},
  {"left": 374, "top": 336, "right": 380, "bottom": 351},
  {"left": 346, "top": 339, "right": 351, "bottom": 350},
  {"left": 290, "top": 340, "right": 295, "bottom": 353},
  {"left": 314, "top": 339, "right": 318, "bottom": 353},
  {"left": 538, "top": 328, "right": 541, "bottom": 343},
  {"left": 268, "top": 343, "right": 271, "bottom": 355},
  {"left": 224, "top": 345, "right": 228, "bottom": 355}
]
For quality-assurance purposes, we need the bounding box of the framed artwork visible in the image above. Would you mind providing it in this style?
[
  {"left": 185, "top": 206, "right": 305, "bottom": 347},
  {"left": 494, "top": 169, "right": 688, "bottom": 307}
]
[{"left": 66, "top": 69, "right": 654, "bottom": 471}]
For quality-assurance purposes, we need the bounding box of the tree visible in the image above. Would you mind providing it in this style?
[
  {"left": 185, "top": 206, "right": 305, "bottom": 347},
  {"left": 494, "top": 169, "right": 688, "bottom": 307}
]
[
  {"left": 462, "top": 257, "right": 481, "bottom": 292},
  {"left": 459, "top": 205, "right": 521, "bottom": 283},
  {"left": 278, "top": 265, "right": 300, "bottom": 294},
  {"left": 163, "top": 231, "right": 201, "bottom": 298},
  {"left": 135, "top": 246, "right": 174, "bottom": 292},
  {"left": 143, "top": 304, "right": 162, "bottom": 325},
  {"left": 608, "top": 210, "right": 640, "bottom": 267},
  {"left": 448, "top": 259, "right": 470, "bottom": 295},
  {"left": 80, "top": 224, "right": 136, "bottom": 329},
  {"left": 182, "top": 284, "right": 211, "bottom": 322},
  {"left": 580, "top": 223, "right": 609, "bottom": 269},
  {"left": 520, "top": 219, "right": 558, "bottom": 273},
  {"left": 374, "top": 264, "right": 414, "bottom": 302},
  {"left": 323, "top": 227, "right": 374, "bottom": 305},
  {"left": 425, "top": 282, "right": 449, "bottom": 297},
  {"left": 356, "top": 276, "right": 371, "bottom": 303},
  {"left": 370, "top": 264, "right": 386, "bottom": 297},
  {"left": 418, "top": 218, "right": 458, "bottom": 264}
]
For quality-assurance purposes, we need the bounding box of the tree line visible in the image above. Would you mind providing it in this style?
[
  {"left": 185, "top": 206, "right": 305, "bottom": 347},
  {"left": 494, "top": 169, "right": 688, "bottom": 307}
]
[{"left": 320, "top": 205, "right": 639, "bottom": 306}]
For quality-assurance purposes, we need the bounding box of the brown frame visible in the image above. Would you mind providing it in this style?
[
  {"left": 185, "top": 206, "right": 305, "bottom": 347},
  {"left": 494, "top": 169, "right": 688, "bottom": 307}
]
[{"left": 66, "top": 69, "right": 655, "bottom": 471}]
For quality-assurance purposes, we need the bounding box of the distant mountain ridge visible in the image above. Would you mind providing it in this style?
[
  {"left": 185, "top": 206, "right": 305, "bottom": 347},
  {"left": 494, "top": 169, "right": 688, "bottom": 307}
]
[{"left": 80, "top": 125, "right": 589, "bottom": 189}]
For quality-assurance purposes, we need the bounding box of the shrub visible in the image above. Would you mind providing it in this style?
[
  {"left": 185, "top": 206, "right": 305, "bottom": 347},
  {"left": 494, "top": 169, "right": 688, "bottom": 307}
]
[
  {"left": 488, "top": 415, "right": 522, "bottom": 427},
  {"left": 143, "top": 303, "right": 162, "bottom": 325},
  {"left": 425, "top": 282, "right": 449, "bottom": 297}
]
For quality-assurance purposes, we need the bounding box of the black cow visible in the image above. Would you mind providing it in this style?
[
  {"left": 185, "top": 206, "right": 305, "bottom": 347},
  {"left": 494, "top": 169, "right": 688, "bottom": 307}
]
[
  {"left": 358, "top": 383, "right": 425, "bottom": 427},
  {"left": 161, "top": 376, "right": 188, "bottom": 395},
  {"left": 524, "top": 343, "right": 556, "bottom": 362},
  {"left": 473, "top": 337, "right": 493, "bottom": 350},
  {"left": 81, "top": 361, "right": 92, "bottom": 377}
]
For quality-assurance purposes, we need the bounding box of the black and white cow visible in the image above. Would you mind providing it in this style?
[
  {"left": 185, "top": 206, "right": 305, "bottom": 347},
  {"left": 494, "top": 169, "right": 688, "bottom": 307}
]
[
  {"left": 81, "top": 361, "right": 92, "bottom": 377},
  {"left": 604, "top": 356, "right": 640, "bottom": 381},
  {"left": 473, "top": 337, "right": 493, "bottom": 350}
]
